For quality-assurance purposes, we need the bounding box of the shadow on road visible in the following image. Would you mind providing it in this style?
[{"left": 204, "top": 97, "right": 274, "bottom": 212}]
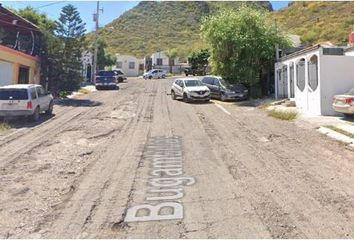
[
  {"left": 55, "top": 98, "right": 103, "bottom": 107},
  {"left": 2, "top": 114, "right": 56, "bottom": 130}
]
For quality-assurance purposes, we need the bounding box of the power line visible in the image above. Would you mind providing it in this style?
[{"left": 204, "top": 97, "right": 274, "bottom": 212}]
[{"left": 36, "top": 1, "right": 67, "bottom": 9}]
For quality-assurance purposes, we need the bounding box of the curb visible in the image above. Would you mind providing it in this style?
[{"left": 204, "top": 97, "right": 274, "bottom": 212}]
[{"left": 318, "top": 126, "right": 354, "bottom": 147}]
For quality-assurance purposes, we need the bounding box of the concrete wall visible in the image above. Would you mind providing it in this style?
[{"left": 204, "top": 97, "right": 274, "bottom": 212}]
[
  {"left": 320, "top": 55, "right": 354, "bottom": 115},
  {"left": 0, "top": 45, "right": 40, "bottom": 86}
]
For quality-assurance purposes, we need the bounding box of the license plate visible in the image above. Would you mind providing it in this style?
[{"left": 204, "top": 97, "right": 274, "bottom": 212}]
[{"left": 336, "top": 100, "right": 345, "bottom": 105}]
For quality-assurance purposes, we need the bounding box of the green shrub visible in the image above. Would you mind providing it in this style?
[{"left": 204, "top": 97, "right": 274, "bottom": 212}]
[{"left": 268, "top": 110, "right": 297, "bottom": 121}]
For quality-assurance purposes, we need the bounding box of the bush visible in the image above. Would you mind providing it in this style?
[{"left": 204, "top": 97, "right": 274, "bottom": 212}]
[
  {"left": 0, "top": 122, "right": 10, "bottom": 132},
  {"left": 59, "top": 91, "right": 72, "bottom": 98},
  {"left": 268, "top": 110, "right": 297, "bottom": 121}
]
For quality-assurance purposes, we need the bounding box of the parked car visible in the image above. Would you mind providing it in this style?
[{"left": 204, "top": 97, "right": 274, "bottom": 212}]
[
  {"left": 201, "top": 75, "right": 248, "bottom": 101},
  {"left": 113, "top": 69, "right": 127, "bottom": 83},
  {"left": 171, "top": 78, "right": 210, "bottom": 103},
  {"left": 0, "top": 84, "right": 53, "bottom": 122},
  {"left": 95, "top": 70, "right": 119, "bottom": 90},
  {"left": 332, "top": 88, "right": 354, "bottom": 117},
  {"left": 143, "top": 69, "right": 167, "bottom": 79}
]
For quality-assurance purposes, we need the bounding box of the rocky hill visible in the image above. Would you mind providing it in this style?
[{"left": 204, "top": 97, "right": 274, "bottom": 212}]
[
  {"left": 89, "top": 1, "right": 272, "bottom": 58},
  {"left": 90, "top": 1, "right": 354, "bottom": 58},
  {"left": 271, "top": 1, "right": 354, "bottom": 46}
]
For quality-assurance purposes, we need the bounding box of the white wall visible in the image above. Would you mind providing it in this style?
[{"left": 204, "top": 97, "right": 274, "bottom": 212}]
[
  {"left": 275, "top": 48, "right": 322, "bottom": 115},
  {"left": 320, "top": 55, "right": 354, "bottom": 115},
  {"left": 116, "top": 55, "right": 142, "bottom": 77}
]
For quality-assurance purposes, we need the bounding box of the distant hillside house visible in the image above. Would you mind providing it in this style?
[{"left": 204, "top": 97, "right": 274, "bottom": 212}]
[
  {"left": 115, "top": 54, "right": 144, "bottom": 77},
  {"left": 275, "top": 44, "right": 354, "bottom": 116},
  {"left": 0, "top": 4, "right": 41, "bottom": 87},
  {"left": 150, "top": 51, "right": 186, "bottom": 74}
]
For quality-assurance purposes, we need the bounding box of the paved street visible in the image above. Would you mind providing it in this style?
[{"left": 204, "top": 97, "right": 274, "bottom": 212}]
[{"left": 0, "top": 77, "right": 354, "bottom": 238}]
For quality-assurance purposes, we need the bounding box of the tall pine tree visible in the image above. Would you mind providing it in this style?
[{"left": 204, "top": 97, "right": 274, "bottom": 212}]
[{"left": 56, "top": 4, "right": 86, "bottom": 91}]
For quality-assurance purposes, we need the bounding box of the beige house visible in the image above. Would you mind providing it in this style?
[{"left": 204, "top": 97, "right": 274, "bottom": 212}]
[{"left": 115, "top": 54, "right": 144, "bottom": 77}]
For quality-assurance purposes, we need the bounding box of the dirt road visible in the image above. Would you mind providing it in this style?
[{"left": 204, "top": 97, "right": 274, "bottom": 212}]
[{"left": 0, "top": 78, "right": 353, "bottom": 238}]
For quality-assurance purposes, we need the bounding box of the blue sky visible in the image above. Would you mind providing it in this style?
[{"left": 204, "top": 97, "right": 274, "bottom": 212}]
[{"left": 2, "top": 1, "right": 289, "bottom": 32}]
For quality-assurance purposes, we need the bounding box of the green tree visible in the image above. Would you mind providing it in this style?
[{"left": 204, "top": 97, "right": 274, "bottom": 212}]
[
  {"left": 14, "top": 7, "right": 59, "bottom": 91},
  {"left": 95, "top": 39, "right": 116, "bottom": 70},
  {"left": 188, "top": 48, "right": 210, "bottom": 74},
  {"left": 55, "top": 4, "right": 86, "bottom": 91},
  {"left": 201, "top": 5, "right": 291, "bottom": 97}
]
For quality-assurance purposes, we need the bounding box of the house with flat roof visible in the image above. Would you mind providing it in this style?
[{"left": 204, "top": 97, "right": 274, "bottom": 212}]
[
  {"left": 0, "top": 4, "right": 41, "bottom": 87},
  {"left": 275, "top": 44, "right": 354, "bottom": 116},
  {"left": 115, "top": 54, "right": 144, "bottom": 77}
]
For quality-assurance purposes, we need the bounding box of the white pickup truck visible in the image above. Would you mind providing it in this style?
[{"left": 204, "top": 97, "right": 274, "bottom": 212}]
[{"left": 0, "top": 84, "right": 54, "bottom": 122}]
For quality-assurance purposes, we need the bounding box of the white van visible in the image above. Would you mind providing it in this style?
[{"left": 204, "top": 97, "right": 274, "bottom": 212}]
[{"left": 0, "top": 84, "right": 54, "bottom": 121}]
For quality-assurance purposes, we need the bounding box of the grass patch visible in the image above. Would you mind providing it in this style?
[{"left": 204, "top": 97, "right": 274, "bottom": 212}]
[
  {"left": 0, "top": 122, "right": 10, "bottom": 132},
  {"left": 78, "top": 88, "right": 90, "bottom": 95},
  {"left": 324, "top": 125, "right": 354, "bottom": 138},
  {"left": 268, "top": 110, "right": 297, "bottom": 121},
  {"left": 59, "top": 91, "right": 72, "bottom": 99}
]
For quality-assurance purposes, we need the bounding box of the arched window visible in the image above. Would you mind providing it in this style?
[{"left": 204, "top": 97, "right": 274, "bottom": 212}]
[
  {"left": 308, "top": 55, "right": 319, "bottom": 91},
  {"left": 296, "top": 58, "right": 306, "bottom": 92}
]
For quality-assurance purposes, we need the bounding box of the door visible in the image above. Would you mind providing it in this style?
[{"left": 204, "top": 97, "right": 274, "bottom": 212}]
[
  {"left": 36, "top": 86, "right": 49, "bottom": 111},
  {"left": 175, "top": 80, "right": 183, "bottom": 97},
  {"left": 203, "top": 77, "right": 218, "bottom": 98},
  {"left": 0, "top": 61, "right": 13, "bottom": 86},
  {"left": 296, "top": 59, "right": 307, "bottom": 112},
  {"left": 289, "top": 64, "right": 295, "bottom": 98},
  {"left": 18, "top": 66, "right": 30, "bottom": 84},
  {"left": 307, "top": 55, "right": 320, "bottom": 114}
]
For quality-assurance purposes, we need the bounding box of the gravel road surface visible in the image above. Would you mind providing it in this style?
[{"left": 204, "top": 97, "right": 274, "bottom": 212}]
[{"left": 0, "top": 78, "right": 353, "bottom": 238}]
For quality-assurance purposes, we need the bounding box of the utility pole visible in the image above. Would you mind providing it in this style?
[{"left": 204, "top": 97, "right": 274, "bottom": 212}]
[{"left": 92, "top": 1, "right": 102, "bottom": 83}]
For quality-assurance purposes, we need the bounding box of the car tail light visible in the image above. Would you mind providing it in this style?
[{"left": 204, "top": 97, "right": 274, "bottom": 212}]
[
  {"left": 27, "top": 101, "right": 33, "bottom": 110},
  {"left": 345, "top": 98, "right": 354, "bottom": 105}
]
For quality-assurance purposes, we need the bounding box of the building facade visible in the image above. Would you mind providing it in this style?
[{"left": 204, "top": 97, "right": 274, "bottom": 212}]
[
  {"left": 0, "top": 4, "right": 41, "bottom": 86},
  {"left": 275, "top": 45, "right": 354, "bottom": 116},
  {"left": 116, "top": 54, "right": 144, "bottom": 77}
]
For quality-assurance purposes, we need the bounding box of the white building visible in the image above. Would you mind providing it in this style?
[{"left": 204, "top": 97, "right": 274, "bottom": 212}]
[
  {"left": 116, "top": 54, "right": 144, "bottom": 77},
  {"left": 150, "top": 51, "right": 184, "bottom": 74},
  {"left": 82, "top": 51, "right": 93, "bottom": 81},
  {"left": 275, "top": 44, "right": 354, "bottom": 116}
]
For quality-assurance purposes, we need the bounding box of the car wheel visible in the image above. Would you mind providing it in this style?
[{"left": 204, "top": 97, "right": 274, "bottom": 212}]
[
  {"left": 45, "top": 101, "right": 54, "bottom": 115},
  {"left": 148, "top": 76, "right": 152, "bottom": 80},
  {"left": 183, "top": 93, "right": 189, "bottom": 103},
  {"left": 221, "top": 93, "right": 226, "bottom": 101},
  {"left": 31, "top": 107, "right": 40, "bottom": 122},
  {"left": 185, "top": 73, "right": 189, "bottom": 76},
  {"left": 96, "top": 86, "right": 101, "bottom": 90},
  {"left": 162, "top": 74, "right": 166, "bottom": 79},
  {"left": 171, "top": 90, "right": 176, "bottom": 100}
]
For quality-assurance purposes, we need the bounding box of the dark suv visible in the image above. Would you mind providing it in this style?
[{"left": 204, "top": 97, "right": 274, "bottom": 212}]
[
  {"left": 201, "top": 75, "right": 248, "bottom": 101},
  {"left": 95, "top": 71, "right": 119, "bottom": 90}
]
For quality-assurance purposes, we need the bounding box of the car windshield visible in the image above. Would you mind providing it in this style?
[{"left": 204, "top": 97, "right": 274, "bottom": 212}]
[
  {"left": 115, "top": 70, "right": 124, "bottom": 75},
  {"left": 97, "top": 71, "right": 115, "bottom": 76},
  {"left": 0, "top": 89, "right": 28, "bottom": 100},
  {"left": 184, "top": 80, "right": 203, "bottom": 87},
  {"left": 219, "top": 78, "right": 232, "bottom": 87}
]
